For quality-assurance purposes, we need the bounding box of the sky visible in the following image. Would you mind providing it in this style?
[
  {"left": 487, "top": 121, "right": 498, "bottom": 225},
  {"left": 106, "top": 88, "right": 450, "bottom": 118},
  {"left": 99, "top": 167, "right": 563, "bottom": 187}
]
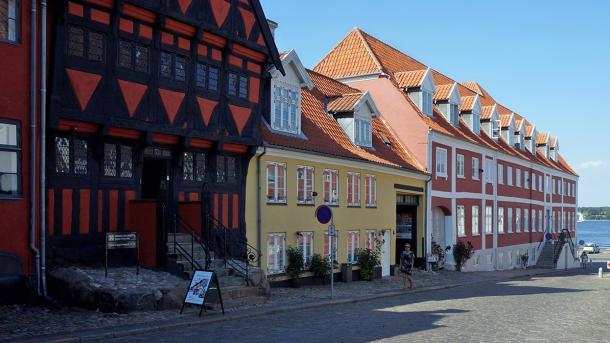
[{"left": 259, "top": 0, "right": 610, "bottom": 207}]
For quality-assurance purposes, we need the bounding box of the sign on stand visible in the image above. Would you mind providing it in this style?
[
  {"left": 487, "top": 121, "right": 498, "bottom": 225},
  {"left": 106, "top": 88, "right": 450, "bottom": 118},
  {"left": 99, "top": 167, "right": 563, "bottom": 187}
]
[
  {"left": 105, "top": 232, "right": 139, "bottom": 277},
  {"left": 607, "top": 261, "right": 610, "bottom": 270},
  {"left": 180, "top": 270, "right": 225, "bottom": 317}
]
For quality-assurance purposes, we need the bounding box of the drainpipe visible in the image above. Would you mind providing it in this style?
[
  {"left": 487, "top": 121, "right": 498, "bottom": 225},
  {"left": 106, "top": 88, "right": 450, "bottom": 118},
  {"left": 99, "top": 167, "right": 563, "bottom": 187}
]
[
  {"left": 39, "top": 0, "right": 48, "bottom": 297},
  {"left": 255, "top": 146, "right": 267, "bottom": 268},
  {"left": 29, "top": 0, "right": 40, "bottom": 296},
  {"left": 423, "top": 174, "right": 432, "bottom": 271}
]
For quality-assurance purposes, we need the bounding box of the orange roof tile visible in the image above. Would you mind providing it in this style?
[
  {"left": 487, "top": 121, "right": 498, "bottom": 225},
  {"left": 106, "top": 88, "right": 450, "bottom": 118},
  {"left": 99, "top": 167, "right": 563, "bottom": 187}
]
[
  {"left": 394, "top": 69, "right": 427, "bottom": 88},
  {"left": 433, "top": 83, "right": 454, "bottom": 101},
  {"left": 537, "top": 132, "right": 549, "bottom": 145},
  {"left": 261, "top": 69, "right": 426, "bottom": 173},
  {"left": 481, "top": 105, "right": 495, "bottom": 120},
  {"left": 550, "top": 136, "right": 558, "bottom": 149},
  {"left": 500, "top": 114, "right": 513, "bottom": 128},
  {"left": 307, "top": 69, "right": 360, "bottom": 97},
  {"left": 327, "top": 93, "right": 363, "bottom": 113},
  {"left": 461, "top": 81, "right": 496, "bottom": 106},
  {"left": 525, "top": 124, "right": 535, "bottom": 138},
  {"left": 459, "top": 96, "right": 477, "bottom": 111},
  {"left": 514, "top": 119, "right": 524, "bottom": 132}
]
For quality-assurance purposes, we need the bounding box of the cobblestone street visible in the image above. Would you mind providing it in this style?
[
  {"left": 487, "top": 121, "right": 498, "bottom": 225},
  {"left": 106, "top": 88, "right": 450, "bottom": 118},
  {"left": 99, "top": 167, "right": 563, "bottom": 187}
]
[{"left": 107, "top": 264, "right": 610, "bottom": 343}]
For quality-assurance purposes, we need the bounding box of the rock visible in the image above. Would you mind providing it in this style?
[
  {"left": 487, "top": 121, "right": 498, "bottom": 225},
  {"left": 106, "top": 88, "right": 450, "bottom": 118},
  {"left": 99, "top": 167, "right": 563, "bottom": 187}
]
[{"left": 153, "top": 289, "right": 163, "bottom": 301}]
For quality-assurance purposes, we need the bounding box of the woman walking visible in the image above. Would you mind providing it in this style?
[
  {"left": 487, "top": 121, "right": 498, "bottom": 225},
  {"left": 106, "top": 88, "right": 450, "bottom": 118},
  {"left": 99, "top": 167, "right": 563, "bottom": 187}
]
[{"left": 400, "top": 243, "right": 414, "bottom": 290}]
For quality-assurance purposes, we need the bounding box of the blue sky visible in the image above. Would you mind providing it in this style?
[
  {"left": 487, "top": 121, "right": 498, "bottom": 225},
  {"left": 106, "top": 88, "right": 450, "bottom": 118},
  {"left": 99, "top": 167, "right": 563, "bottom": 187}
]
[{"left": 260, "top": 0, "right": 610, "bottom": 207}]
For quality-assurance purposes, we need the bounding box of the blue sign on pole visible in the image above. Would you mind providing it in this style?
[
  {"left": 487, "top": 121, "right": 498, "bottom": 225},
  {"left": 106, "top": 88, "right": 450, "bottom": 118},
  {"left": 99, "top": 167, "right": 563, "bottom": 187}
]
[{"left": 315, "top": 205, "right": 333, "bottom": 225}]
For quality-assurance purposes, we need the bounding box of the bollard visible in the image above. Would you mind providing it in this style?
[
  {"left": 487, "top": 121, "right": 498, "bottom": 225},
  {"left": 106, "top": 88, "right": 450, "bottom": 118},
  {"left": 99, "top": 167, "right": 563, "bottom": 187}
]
[{"left": 599, "top": 267, "right": 603, "bottom": 278}]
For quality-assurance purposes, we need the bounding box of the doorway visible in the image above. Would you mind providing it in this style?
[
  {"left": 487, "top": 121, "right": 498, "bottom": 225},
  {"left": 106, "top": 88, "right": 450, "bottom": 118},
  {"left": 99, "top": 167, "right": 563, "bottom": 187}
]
[
  {"left": 381, "top": 230, "right": 391, "bottom": 276},
  {"left": 396, "top": 194, "right": 419, "bottom": 267},
  {"left": 141, "top": 159, "right": 169, "bottom": 199}
]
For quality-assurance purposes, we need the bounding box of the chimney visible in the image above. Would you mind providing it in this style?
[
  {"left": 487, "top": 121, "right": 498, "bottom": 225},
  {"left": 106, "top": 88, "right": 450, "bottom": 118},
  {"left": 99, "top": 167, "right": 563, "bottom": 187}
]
[{"left": 267, "top": 19, "right": 278, "bottom": 38}]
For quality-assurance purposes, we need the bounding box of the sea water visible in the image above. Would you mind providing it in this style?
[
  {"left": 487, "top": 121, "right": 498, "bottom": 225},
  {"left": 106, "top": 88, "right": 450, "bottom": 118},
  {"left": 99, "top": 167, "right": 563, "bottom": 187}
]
[{"left": 577, "top": 220, "right": 610, "bottom": 248}]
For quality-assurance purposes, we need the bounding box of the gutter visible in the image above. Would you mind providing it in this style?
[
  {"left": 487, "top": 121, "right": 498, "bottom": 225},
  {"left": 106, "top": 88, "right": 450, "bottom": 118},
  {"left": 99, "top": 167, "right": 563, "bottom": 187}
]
[
  {"left": 29, "top": 0, "right": 40, "bottom": 296},
  {"left": 255, "top": 146, "right": 267, "bottom": 268},
  {"left": 39, "top": 0, "right": 48, "bottom": 297}
]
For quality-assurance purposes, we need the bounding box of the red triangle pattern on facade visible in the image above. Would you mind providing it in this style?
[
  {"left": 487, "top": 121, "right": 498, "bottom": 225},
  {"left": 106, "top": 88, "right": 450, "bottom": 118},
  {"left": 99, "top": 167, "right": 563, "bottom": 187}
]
[
  {"left": 66, "top": 68, "right": 102, "bottom": 111},
  {"left": 210, "top": 0, "right": 231, "bottom": 28},
  {"left": 238, "top": 8, "right": 255, "bottom": 39},
  {"left": 177, "top": 0, "right": 192, "bottom": 15},
  {"left": 196, "top": 97, "right": 218, "bottom": 126},
  {"left": 158, "top": 88, "right": 185, "bottom": 124},
  {"left": 228, "top": 104, "right": 252, "bottom": 136},
  {"left": 117, "top": 79, "right": 147, "bottom": 117}
]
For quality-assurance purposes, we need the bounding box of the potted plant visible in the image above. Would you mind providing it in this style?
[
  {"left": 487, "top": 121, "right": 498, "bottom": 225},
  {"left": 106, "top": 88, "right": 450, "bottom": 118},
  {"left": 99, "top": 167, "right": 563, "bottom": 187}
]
[
  {"left": 286, "top": 246, "right": 304, "bottom": 287},
  {"left": 357, "top": 247, "right": 381, "bottom": 281},
  {"left": 431, "top": 242, "right": 445, "bottom": 271},
  {"left": 309, "top": 253, "right": 330, "bottom": 284},
  {"left": 452, "top": 241, "right": 475, "bottom": 272}
]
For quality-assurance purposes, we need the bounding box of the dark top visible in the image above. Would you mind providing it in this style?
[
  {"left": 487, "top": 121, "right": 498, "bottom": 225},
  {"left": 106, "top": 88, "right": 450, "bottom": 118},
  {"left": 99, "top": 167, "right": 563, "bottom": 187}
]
[{"left": 400, "top": 251, "right": 414, "bottom": 274}]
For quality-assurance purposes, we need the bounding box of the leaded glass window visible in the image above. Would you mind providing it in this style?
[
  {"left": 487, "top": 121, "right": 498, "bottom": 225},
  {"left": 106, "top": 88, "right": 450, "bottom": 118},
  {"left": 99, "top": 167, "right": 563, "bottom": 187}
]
[
  {"left": 134, "top": 45, "right": 148, "bottom": 73},
  {"left": 55, "top": 137, "right": 70, "bottom": 173},
  {"left": 103, "top": 143, "right": 117, "bottom": 177},
  {"left": 238, "top": 76, "right": 248, "bottom": 98},
  {"left": 195, "top": 153, "right": 206, "bottom": 182},
  {"left": 0, "top": 0, "right": 18, "bottom": 42},
  {"left": 88, "top": 32, "right": 104, "bottom": 62},
  {"left": 183, "top": 152, "right": 194, "bottom": 181},
  {"left": 208, "top": 67, "right": 218, "bottom": 91},
  {"left": 160, "top": 52, "right": 172, "bottom": 79},
  {"left": 175, "top": 56, "right": 186, "bottom": 82},
  {"left": 118, "top": 40, "right": 132, "bottom": 69},
  {"left": 73, "top": 139, "right": 88, "bottom": 175},
  {"left": 68, "top": 26, "right": 84, "bottom": 57},
  {"left": 228, "top": 73, "right": 237, "bottom": 97},
  {"left": 227, "top": 156, "right": 236, "bottom": 183},
  {"left": 216, "top": 155, "right": 225, "bottom": 183},
  {"left": 120, "top": 145, "right": 132, "bottom": 178}
]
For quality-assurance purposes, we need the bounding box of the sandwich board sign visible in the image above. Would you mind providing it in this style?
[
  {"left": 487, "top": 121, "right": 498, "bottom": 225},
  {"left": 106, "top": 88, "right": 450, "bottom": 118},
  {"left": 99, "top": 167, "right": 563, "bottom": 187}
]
[
  {"left": 607, "top": 261, "right": 610, "bottom": 270},
  {"left": 180, "top": 270, "right": 224, "bottom": 316}
]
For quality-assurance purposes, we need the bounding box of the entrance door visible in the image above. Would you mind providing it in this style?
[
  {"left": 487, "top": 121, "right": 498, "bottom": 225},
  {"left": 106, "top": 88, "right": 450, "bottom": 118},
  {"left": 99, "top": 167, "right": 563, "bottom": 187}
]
[
  {"left": 141, "top": 157, "right": 171, "bottom": 267},
  {"left": 141, "top": 159, "right": 169, "bottom": 199},
  {"left": 381, "top": 230, "right": 391, "bottom": 276},
  {"left": 432, "top": 207, "right": 446, "bottom": 248}
]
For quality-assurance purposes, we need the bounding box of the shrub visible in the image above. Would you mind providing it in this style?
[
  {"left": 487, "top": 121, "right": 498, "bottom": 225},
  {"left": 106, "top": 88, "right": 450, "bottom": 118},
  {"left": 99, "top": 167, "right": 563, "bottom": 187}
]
[
  {"left": 358, "top": 248, "right": 380, "bottom": 281},
  {"left": 309, "top": 253, "right": 330, "bottom": 282},
  {"left": 453, "top": 241, "right": 475, "bottom": 272},
  {"left": 286, "top": 246, "right": 304, "bottom": 286}
]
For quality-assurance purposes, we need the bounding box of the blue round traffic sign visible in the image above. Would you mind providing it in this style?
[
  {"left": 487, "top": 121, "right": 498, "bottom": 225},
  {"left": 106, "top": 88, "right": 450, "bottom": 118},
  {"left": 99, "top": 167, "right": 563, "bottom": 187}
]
[{"left": 315, "top": 205, "right": 333, "bottom": 224}]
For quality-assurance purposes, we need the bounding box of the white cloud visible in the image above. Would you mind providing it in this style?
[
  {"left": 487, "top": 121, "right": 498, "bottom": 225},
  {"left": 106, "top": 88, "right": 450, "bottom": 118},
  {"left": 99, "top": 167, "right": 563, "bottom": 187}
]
[{"left": 578, "top": 160, "right": 610, "bottom": 170}]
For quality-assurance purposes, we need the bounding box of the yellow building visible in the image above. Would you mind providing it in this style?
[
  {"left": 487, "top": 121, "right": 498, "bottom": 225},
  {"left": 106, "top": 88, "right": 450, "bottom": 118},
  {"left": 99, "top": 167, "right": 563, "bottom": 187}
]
[{"left": 245, "top": 50, "right": 429, "bottom": 283}]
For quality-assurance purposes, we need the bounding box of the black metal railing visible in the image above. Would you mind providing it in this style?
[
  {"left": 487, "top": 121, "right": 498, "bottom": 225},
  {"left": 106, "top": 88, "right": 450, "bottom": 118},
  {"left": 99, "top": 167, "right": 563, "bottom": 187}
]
[
  {"left": 552, "top": 229, "right": 578, "bottom": 266},
  {"left": 169, "top": 215, "right": 207, "bottom": 272}
]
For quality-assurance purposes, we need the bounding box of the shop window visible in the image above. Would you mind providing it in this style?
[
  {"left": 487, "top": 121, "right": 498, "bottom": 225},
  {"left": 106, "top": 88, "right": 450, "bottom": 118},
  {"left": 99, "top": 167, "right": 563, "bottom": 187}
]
[
  {"left": 266, "top": 161, "right": 286, "bottom": 203},
  {"left": 296, "top": 166, "right": 314, "bottom": 204},
  {"left": 0, "top": 0, "right": 18, "bottom": 43},
  {"left": 297, "top": 232, "right": 313, "bottom": 267},
  {"left": 0, "top": 121, "right": 20, "bottom": 197},
  {"left": 266, "top": 233, "right": 285, "bottom": 275}
]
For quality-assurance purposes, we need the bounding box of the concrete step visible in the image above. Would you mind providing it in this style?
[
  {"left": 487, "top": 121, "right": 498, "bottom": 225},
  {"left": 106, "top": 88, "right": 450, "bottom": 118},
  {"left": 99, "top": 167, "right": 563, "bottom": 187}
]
[{"left": 205, "top": 296, "right": 267, "bottom": 311}]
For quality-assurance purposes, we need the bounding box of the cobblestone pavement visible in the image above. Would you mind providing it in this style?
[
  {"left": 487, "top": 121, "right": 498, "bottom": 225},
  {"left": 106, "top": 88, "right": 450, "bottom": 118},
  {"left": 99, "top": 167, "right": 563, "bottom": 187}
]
[{"left": 108, "top": 264, "right": 610, "bottom": 343}]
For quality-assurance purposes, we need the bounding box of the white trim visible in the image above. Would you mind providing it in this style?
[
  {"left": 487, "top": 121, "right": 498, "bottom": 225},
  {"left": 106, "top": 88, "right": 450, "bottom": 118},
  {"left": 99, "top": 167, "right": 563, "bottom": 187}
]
[
  {"left": 337, "top": 73, "right": 384, "bottom": 83},
  {"left": 430, "top": 189, "right": 578, "bottom": 208},
  {"left": 270, "top": 49, "right": 314, "bottom": 90}
]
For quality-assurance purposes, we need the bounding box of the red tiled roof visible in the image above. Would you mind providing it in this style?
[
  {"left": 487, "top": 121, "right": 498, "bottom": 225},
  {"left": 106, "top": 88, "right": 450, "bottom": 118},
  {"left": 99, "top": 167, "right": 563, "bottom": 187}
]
[
  {"left": 307, "top": 69, "right": 360, "bottom": 97},
  {"left": 550, "top": 136, "right": 558, "bottom": 148},
  {"left": 500, "top": 114, "right": 513, "bottom": 128},
  {"left": 261, "top": 69, "right": 426, "bottom": 173},
  {"left": 394, "top": 69, "right": 427, "bottom": 88},
  {"left": 433, "top": 83, "right": 454, "bottom": 101},
  {"left": 514, "top": 119, "right": 524, "bottom": 132},
  {"left": 315, "top": 28, "right": 577, "bottom": 176},
  {"left": 537, "top": 132, "right": 549, "bottom": 145},
  {"left": 481, "top": 105, "right": 495, "bottom": 120},
  {"left": 327, "top": 93, "right": 363, "bottom": 113},
  {"left": 525, "top": 124, "right": 535, "bottom": 138}
]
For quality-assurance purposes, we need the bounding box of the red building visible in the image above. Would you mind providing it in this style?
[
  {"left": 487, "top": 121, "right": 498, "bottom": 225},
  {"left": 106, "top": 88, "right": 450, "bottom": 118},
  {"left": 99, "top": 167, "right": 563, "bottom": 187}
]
[
  {"left": 0, "top": 0, "right": 281, "bottom": 295},
  {"left": 315, "top": 28, "right": 579, "bottom": 270}
]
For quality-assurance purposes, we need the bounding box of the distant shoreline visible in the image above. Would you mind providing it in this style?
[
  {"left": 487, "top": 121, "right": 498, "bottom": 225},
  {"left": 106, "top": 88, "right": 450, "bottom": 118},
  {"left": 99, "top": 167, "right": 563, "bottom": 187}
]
[{"left": 580, "top": 219, "right": 610, "bottom": 222}]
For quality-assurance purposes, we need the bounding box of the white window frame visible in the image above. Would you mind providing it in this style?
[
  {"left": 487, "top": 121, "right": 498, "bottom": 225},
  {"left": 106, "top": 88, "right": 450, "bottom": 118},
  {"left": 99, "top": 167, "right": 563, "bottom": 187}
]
[
  {"left": 435, "top": 148, "right": 447, "bottom": 178},
  {"left": 498, "top": 163, "right": 504, "bottom": 185},
  {"left": 516, "top": 168, "right": 521, "bottom": 188},
  {"left": 538, "top": 175, "right": 543, "bottom": 192},
  {"left": 422, "top": 90, "right": 433, "bottom": 115},
  {"left": 298, "top": 231, "right": 314, "bottom": 267},
  {"left": 532, "top": 172, "right": 536, "bottom": 190},
  {"left": 538, "top": 209, "right": 543, "bottom": 232},
  {"left": 365, "top": 174, "right": 377, "bottom": 207},
  {"left": 456, "top": 154, "right": 465, "bottom": 178},
  {"left": 516, "top": 208, "right": 521, "bottom": 233},
  {"left": 524, "top": 209, "right": 529, "bottom": 232},
  {"left": 266, "top": 162, "right": 287, "bottom": 204},
  {"left": 1, "top": 0, "right": 18, "bottom": 43},
  {"left": 354, "top": 118, "right": 372, "bottom": 147},
  {"left": 266, "top": 233, "right": 286, "bottom": 275},
  {"left": 472, "top": 205, "right": 480, "bottom": 236},
  {"left": 532, "top": 210, "right": 537, "bottom": 232},
  {"left": 323, "top": 169, "right": 339, "bottom": 205},
  {"left": 507, "top": 166, "right": 513, "bottom": 186},
  {"left": 524, "top": 171, "right": 529, "bottom": 189},
  {"left": 485, "top": 206, "right": 493, "bottom": 234},
  {"left": 457, "top": 205, "right": 465, "bottom": 237},
  {"left": 508, "top": 208, "right": 513, "bottom": 233},
  {"left": 485, "top": 159, "right": 494, "bottom": 184},
  {"left": 498, "top": 207, "right": 505, "bottom": 234},
  {"left": 346, "top": 172, "right": 361, "bottom": 207},
  {"left": 365, "top": 230, "right": 377, "bottom": 251},
  {"left": 271, "top": 80, "right": 301, "bottom": 134},
  {"left": 296, "top": 165, "right": 314, "bottom": 204},
  {"left": 472, "top": 157, "right": 480, "bottom": 180},
  {"left": 347, "top": 231, "right": 360, "bottom": 263}
]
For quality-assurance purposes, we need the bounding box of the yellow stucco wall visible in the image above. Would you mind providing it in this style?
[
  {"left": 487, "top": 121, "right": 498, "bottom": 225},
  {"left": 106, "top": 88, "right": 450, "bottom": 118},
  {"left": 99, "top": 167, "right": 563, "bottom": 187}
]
[{"left": 245, "top": 148, "right": 427, "bottom": 281}]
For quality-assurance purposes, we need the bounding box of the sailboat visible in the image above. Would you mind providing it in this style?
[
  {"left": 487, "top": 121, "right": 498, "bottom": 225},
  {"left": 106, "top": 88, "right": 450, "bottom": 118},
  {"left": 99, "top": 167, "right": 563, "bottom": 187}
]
[{"left": 577, "top": 212, "right": 585, "bottom": 222}]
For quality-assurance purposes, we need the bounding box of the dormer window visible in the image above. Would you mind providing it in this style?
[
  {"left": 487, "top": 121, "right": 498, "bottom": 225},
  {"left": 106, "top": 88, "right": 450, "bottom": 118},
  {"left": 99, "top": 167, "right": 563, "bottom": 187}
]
[
  {"left": 272, "top": 82, "right": 300, "bottom": 134},
  {"left": 492, "top": 120, "right": 501, "bottom": 139},
  {"left": 449, "top": 104, "right": 459, "bottom": 126},
  {"left": 354, "top": 118, "right": 372, "bottom": 147},
  {"left": 422, "top": 90, "right": 433, "bottom": 115}
]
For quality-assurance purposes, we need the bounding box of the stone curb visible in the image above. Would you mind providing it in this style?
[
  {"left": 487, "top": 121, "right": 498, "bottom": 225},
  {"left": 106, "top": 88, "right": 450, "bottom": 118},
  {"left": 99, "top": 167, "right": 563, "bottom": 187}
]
[{"left": 12, "top": 268, "right": 566, "bottom": 343}]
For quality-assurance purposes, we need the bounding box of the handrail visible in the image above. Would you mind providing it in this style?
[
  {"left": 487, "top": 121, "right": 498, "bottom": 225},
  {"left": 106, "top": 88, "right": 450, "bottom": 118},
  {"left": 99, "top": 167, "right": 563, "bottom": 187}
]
[{"left": 562, "top": 229, "right": 578, "bottom": 260}]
